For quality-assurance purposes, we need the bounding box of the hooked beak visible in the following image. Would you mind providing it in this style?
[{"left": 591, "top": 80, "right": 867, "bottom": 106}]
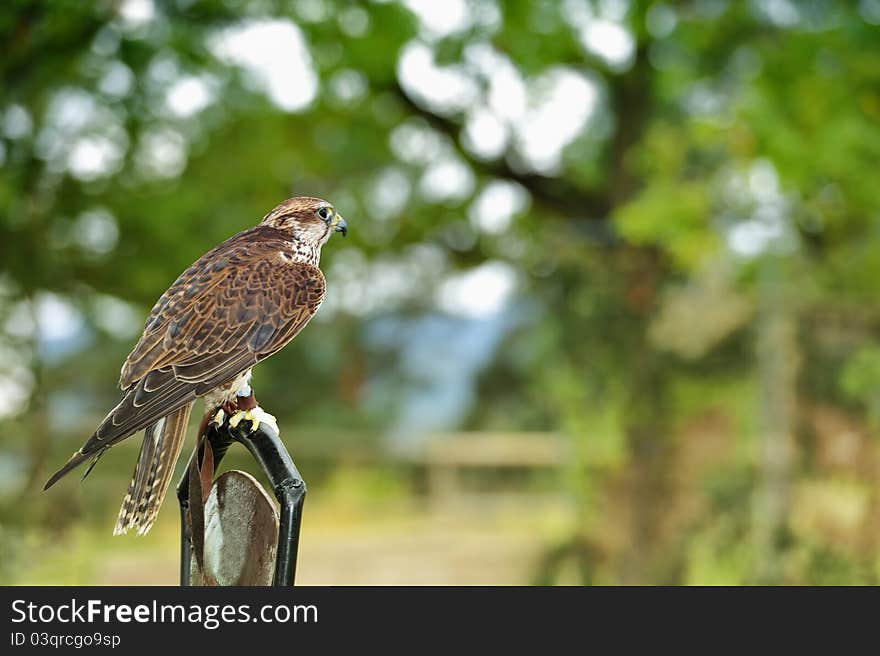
[{"left": 333, "top": 214, "right": 347, "bottom": 237}]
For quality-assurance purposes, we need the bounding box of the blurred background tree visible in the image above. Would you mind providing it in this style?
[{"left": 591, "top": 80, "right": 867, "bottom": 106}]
[{"left": 2, "top": 0, "right": 880, "bottom": 584}]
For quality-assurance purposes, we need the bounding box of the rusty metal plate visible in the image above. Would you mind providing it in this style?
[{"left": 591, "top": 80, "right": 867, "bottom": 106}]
[{"left": 190, "top": 470, "right": 279, "bottom": 586}]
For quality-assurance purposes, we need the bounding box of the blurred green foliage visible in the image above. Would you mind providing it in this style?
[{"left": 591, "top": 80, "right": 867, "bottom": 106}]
[{"left": 2, "top": 0, "right": 880, "bottom": 584}]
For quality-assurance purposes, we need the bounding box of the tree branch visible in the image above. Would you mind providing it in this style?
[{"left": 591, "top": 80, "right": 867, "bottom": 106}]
[{"left": 390, "top": 82, "right": 614, "bottom": 222}]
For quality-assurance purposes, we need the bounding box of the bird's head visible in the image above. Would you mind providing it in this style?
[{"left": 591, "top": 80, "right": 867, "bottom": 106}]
[{"left": 260, "top": 196, "right": 347, "bottom": 247}]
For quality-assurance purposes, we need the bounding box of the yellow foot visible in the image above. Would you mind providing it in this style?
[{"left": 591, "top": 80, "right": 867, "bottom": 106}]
[
  {"left": 211, "top": 408, "right": 226, "bottom": 427},
  {"left": 227, "top": 406, "right": 280, "bottom": 435}
]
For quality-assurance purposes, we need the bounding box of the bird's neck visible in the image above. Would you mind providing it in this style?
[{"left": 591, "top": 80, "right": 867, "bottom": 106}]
[{"left": 287, "top": 238, "right": 321, "bottom": 267}]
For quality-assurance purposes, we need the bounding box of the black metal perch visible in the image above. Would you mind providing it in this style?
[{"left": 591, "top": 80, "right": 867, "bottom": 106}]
[{"left": 175, "top": 413, "right": 306, "bottom": 586}]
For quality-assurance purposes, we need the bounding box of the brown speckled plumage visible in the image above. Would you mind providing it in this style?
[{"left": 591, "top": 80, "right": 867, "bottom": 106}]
[{"left": 44, "top": 197, "right": 347, "bottom": 534}]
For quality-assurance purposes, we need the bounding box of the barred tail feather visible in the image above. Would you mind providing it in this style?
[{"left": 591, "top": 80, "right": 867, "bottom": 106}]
[{"left": 113, "top": 402, "right": 193, "bottom": 536}]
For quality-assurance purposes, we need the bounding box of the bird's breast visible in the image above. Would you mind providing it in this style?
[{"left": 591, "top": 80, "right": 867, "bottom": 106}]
[{"left": 202, "top": 368, "right": 253, "bottom": 409}]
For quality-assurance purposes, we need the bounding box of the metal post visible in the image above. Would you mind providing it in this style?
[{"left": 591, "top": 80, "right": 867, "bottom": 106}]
[{"left": 176, "top": 415, "right": 306, "bottom": 586}]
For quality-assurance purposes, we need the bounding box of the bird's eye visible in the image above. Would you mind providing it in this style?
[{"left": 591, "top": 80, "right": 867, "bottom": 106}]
[{"left": 317, "top": 207, "right": 333, "bottom": 222}]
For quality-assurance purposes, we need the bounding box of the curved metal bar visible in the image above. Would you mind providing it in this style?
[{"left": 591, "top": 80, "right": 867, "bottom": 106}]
[{"left": 175, "top": 416, "right": 305, "bottom": 586}]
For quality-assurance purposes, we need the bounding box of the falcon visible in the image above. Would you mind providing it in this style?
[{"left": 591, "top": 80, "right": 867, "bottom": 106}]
[{"left": 44, "top": 196, "right": 347, "bottom": 535}]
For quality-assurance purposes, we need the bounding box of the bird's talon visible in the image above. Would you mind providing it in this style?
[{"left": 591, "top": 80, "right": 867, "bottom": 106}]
[
  {"left": 210, "top": 408, "right": 226, "bottom": 427},
  {"left": 227, "top": 407, "right": 279, "bottom": 435}
]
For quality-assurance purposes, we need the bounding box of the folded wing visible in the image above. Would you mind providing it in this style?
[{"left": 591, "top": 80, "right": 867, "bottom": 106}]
[{"left": 44, "top": 227, "right": 326, "bottom": 490}]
